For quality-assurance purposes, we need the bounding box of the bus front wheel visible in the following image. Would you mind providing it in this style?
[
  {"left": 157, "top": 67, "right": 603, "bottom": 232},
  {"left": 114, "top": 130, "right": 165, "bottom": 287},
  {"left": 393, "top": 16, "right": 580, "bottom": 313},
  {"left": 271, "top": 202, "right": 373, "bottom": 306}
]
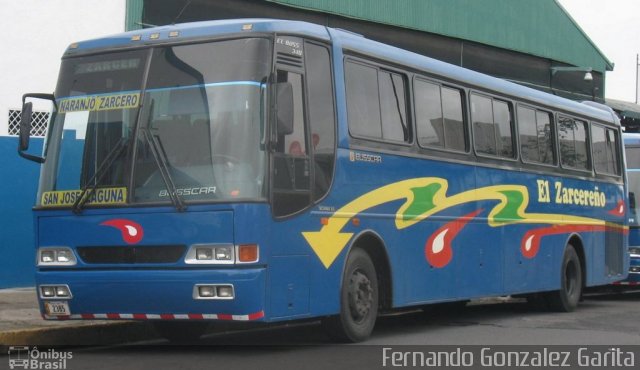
[
  {"left": 323, "top": 248, "right": 379, "bottom": 342},
  {"left": 546, "top": 244, "right": 583, "bottom": 312}
]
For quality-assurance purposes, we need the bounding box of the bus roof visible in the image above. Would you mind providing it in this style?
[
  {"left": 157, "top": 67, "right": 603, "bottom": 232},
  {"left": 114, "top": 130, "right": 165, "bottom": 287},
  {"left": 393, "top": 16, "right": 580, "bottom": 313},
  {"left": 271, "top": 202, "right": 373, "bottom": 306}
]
[{"left": 66, "top": 18, "right": 616, "bottom": 125}]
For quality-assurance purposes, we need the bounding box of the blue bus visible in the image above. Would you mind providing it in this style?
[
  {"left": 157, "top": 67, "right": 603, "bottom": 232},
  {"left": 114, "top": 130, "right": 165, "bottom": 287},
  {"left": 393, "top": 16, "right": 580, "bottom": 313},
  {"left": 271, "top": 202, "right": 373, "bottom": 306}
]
[
  {"left": 615, "top": 133, "right": 640, "bottom": 287},
  {"left": 18, "top": 19, "right": 628, "bottom": 342}
]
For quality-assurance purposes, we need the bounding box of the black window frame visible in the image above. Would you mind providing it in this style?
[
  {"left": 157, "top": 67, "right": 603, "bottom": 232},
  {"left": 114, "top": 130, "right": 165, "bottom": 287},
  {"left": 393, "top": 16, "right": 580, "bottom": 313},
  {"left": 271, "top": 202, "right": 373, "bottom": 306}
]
[
  {"left": 470, "top": 92, "right": 517, "bottom": 161},
  {"left": 591, "top": 122, "right": 621, "bottom": 177},
  {"left": 557, "top": 114, "right": 592, "bottom": 173},
  {"left": 344, "top": 57, "right": 412, "bottom": 146},
  {"left": 516, "top": 103, "right": 557, "bottom": 168},
  {"left": 413, "top": 76, "right": 469, "bottom": 154}
]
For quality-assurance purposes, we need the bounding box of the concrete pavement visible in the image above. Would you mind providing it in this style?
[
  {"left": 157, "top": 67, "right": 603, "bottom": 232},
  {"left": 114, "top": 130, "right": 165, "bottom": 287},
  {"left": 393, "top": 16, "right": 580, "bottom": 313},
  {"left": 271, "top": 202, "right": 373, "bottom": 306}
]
[{"left": 0, "top": 288, "right": 156, "bottom": 346}]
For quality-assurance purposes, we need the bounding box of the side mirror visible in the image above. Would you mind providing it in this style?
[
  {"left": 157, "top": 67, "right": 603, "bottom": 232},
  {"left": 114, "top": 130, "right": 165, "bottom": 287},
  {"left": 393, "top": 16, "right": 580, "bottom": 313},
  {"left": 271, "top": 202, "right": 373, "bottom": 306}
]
[
  {"left": 276, "top": 82, "right": 294, "bottom": 136},
  {"left": 18, "top": 93, "right": 55, "bottom": 163},
  {"left": 19, "top": 102, "right": 33, "bottom": 152}
]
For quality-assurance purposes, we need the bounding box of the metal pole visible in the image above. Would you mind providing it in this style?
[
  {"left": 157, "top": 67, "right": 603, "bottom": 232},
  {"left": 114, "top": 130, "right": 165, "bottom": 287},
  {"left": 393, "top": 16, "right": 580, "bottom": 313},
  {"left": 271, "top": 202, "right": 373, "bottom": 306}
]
[{"left": 636, "top": 54, "right": 639, "bottom": 104}]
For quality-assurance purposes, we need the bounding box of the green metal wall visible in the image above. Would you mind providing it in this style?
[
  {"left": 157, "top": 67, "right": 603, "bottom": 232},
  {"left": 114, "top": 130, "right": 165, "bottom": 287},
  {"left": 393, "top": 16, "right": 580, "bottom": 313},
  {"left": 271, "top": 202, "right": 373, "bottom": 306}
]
[
  {"left": 267, "top": 0, "right": 612, "bottom": 73},
  {"left": 126, "top": 0, "right": 143, "bottom": 31}
]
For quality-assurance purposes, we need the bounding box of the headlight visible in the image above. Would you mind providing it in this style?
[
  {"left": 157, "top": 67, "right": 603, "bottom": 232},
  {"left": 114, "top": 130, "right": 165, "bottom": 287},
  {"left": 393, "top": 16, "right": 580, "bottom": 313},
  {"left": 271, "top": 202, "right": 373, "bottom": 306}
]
[
  {"left": 37, "top": 247, "right": 77, "bottom": 266},
  {"left": 185, "top": 244, "right": 235, "bottom": 264},
  {"left": 629, "top": 247, "right": 640, "bottom": 256}
]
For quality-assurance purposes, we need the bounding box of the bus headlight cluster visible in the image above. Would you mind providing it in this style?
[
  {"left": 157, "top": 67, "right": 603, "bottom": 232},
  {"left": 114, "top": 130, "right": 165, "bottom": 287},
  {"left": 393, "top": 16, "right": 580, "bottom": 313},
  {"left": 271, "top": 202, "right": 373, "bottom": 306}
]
[
  {"left": 629, "top": 247, "right": 640, "bottom": 256},
  {"left": 185, "top": 244, "right": 258, "bottom": 264},
  {"left": 37, "top": 247, "right": 77, "bottom": 266},
  {"left": 193, "top": 284, "right": 235, "bottom": 300},
  {"left": 39, "top": 285, "right": 72, "bottom": 299},
  {"left": 630, "top": 266, "right": 640, "bottom": 273}
]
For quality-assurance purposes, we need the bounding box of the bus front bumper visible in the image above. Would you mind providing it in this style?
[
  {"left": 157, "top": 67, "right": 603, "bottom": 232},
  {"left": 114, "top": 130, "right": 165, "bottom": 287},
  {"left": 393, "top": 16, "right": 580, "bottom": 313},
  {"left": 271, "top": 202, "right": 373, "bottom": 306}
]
[{"left": 36, "top": 267, "right": 266, "bottom": 321}]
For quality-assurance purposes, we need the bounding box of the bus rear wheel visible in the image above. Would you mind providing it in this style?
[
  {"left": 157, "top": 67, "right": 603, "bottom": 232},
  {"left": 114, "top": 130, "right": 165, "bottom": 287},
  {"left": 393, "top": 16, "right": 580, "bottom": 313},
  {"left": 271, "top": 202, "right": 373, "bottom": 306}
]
[
  {"left": 546, "top": 244, "right": 583, "bottom": 312},
  {"left": 323, "top": 248, "right": 379, "bottom": 342}
]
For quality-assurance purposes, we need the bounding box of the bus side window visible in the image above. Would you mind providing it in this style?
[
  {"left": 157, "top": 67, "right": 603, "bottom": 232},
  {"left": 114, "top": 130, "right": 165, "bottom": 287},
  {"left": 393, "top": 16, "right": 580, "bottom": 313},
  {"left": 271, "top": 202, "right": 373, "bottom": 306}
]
[
  {"left": 558, "top": 116, "right": 589, "bottom": 170},
  {"left": 471, "top": 93, "right": 514, "bottom": 159},
  {"left": 592, "top": 124, "right": 620, "bottom": 175}
]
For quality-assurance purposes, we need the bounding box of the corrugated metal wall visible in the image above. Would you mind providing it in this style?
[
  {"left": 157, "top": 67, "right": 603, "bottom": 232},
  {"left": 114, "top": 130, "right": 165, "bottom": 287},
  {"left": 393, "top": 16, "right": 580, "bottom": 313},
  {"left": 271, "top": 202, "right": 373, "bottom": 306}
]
[{"left": 267, "top": 0, "right": 612, "bottom": 73}]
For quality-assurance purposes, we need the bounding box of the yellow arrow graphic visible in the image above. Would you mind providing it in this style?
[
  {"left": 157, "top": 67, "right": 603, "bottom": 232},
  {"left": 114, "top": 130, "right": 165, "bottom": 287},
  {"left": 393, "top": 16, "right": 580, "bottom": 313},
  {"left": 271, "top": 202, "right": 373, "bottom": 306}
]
[{"left": 303, "top": 178, "right": 438, "bottom": 268}]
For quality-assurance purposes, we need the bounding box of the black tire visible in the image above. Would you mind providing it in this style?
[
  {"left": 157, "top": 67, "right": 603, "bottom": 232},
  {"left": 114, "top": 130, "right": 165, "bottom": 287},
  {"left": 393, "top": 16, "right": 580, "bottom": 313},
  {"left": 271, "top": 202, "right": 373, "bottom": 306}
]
[
  {"left": 546, "top": 244, "right": 583, "bottom": 312},
  {"left": 153, "top": 321, "right": 210, "bottom": 343},
  {"left": 322, "top": 248, "right": 379, "bottom": 342}
]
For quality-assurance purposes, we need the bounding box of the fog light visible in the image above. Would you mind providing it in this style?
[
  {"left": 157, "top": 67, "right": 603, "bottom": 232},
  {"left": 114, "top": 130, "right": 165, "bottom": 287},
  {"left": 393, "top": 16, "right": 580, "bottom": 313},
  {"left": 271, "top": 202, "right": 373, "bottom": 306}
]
[
  {"left": 216, "top": 286, "right": 234, "bottom": 298},
  {"left": 41, "top": 286, "right": 55, "bottom": 298},
  {"left": 56, "top": 286, "right": 70, "bottom": 297},
  {"left": 215, "top": 247, "right": 233, "bottom": 261},
  {"left": 198, "top": 286, "right": 216, "bottom": 298},
  {"left": 41, "top": 251, "right": 55, "bottom": 263},
  {"left": 196, "top": 248, "right": 213, "bottom": 260}
]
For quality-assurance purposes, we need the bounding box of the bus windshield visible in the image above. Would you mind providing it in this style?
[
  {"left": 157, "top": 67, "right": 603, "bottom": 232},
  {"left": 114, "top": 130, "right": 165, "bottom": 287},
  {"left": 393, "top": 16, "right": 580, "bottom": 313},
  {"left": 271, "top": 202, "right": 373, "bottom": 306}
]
[{"left": 38, "top": 38, "right": 271, "bottom": 208}]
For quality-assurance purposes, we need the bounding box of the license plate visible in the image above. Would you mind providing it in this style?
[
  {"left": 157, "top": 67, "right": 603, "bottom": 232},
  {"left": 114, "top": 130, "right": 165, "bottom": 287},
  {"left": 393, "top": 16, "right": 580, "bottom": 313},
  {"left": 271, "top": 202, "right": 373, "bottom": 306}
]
[{"left": 44, "top": 301, "right": 71, "bottom": 316}]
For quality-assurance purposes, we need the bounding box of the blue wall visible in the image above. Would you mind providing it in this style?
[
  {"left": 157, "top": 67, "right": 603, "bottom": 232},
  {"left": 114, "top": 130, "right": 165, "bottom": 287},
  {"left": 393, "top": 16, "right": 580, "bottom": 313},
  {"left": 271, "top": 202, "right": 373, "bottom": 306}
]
[{"left": 0, "top": 136, "right": 43, "bottom": 288}]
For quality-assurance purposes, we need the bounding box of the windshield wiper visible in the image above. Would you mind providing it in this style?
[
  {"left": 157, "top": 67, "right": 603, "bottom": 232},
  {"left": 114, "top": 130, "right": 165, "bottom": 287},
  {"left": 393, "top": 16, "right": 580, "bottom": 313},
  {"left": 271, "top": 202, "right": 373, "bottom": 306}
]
[
  {"left": 141, "top": 126, "right": 187, "bottom": 212},
  {"left": 72, "top": 137, "right": 129, "bottom": 214}
]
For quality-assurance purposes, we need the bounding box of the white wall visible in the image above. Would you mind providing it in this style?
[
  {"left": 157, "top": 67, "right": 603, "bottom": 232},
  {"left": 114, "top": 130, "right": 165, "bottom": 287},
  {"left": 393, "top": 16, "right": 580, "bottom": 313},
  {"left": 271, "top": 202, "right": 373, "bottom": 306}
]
[{"left": 0, "top": 0, "right": 126, "bottom": 135}]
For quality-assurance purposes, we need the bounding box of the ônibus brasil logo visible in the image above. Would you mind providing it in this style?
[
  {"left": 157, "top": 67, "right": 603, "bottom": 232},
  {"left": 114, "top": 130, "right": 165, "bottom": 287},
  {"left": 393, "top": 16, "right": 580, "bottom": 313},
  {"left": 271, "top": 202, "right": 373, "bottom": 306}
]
[
  {"left": 100, "top": 219, "right": 144, "bottom": 244},
  {"left": 8, "top": 346, "right": 72, "bottom": 369}
]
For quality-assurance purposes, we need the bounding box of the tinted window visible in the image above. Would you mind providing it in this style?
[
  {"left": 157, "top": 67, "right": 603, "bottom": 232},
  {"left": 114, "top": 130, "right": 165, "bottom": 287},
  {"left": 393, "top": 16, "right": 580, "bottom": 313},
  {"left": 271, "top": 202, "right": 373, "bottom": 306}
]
[
  {"left": 592, "top": 125, "right": 619, "bottom": 175},
  {"left": 272, "top": 70, "right": 311, "bottom": 217},
  {"left": 415, "top": 80, "right": 444, "bottom": 147},
  {"left": 379, "top": 71, "right": 409, "bottom": 142},
  {"left": 493, "top": 100, "right": 513, "bottom": 157},
  {"left": 518, "top": 106, "right": 554, "bottom": 165},
  {"left": 346, "top": 62, "right": 381, "bottom": 138},
  {"left": 346, "top": 60, "right": 409, "bottom": 143},
  {"left": 415, "top": 80, "right": 466, "bottom": 151},
  {"left": 471, "top": 94, "right": 496, "bottom": 155},
  {"left": 442, "top": 87, "right": 466, "bottom": 151},
  {"left": 626, "top": 146, "right": 640, "bottom": 169},
  {"left": 305, "top": 42, "right": 336, "bottom": 200},
  {"left": 558, "top": 116, "right": 589, "bottom": 170}
]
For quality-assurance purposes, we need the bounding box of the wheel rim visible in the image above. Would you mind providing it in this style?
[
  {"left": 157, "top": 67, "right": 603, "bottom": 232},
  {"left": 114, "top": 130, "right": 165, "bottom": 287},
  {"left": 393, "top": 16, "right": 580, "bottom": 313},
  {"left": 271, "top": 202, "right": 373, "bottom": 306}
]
[{"left": 348, "top": 269, "right": 373, "bottom": 323}]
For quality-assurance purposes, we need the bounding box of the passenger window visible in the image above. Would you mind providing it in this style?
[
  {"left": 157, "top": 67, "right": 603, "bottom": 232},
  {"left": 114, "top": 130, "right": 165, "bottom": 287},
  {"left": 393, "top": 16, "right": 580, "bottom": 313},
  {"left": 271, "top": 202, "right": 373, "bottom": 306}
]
[
  {"left": 379, "top": 71, "right": 408, "bottom": 142},
  {"left": 415, "top": 80, "right": 443, "bottom": 148},
  {"left": 592, "top": 124, "right": 620, "bottom": 175},
  {"left": 471, "top": 94, "right": 496, "bottom": 155},
  {"left": 441, "top": 87, "right": 466, "bottom": 151},
  {"left": 471, "top": 93, "right": 514, "bottom": 158},
  {"left": 346, "top": 62, "right": 381, "bottom": 139},
  {"left": 415, "top": 80, "right": 466, "bottom": 151},
  {"left": 558, "top": 116, "right": 589, "bottom": 170},
  {"left": 518, "top": 106, "right": 555, "bottom": 165},
  {"left": 346, "top": 60, "right": 410, "bottom": 143}
]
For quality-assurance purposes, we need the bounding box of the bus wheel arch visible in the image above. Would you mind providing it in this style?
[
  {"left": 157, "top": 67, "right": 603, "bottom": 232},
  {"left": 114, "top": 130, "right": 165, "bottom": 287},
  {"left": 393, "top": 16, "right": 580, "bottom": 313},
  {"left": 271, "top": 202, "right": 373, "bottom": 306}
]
[
  {"left": 322, "top": 231, "right": 392, "bottom": 342},
  {"left": 546, "top": 235, "right": 585, "bottom": 312},
  {"left": 566, "top": 234, "right": 587, "bottom": 290},
  {"left": 348, "top": 231, "right": 393, "bottom": 312}
]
